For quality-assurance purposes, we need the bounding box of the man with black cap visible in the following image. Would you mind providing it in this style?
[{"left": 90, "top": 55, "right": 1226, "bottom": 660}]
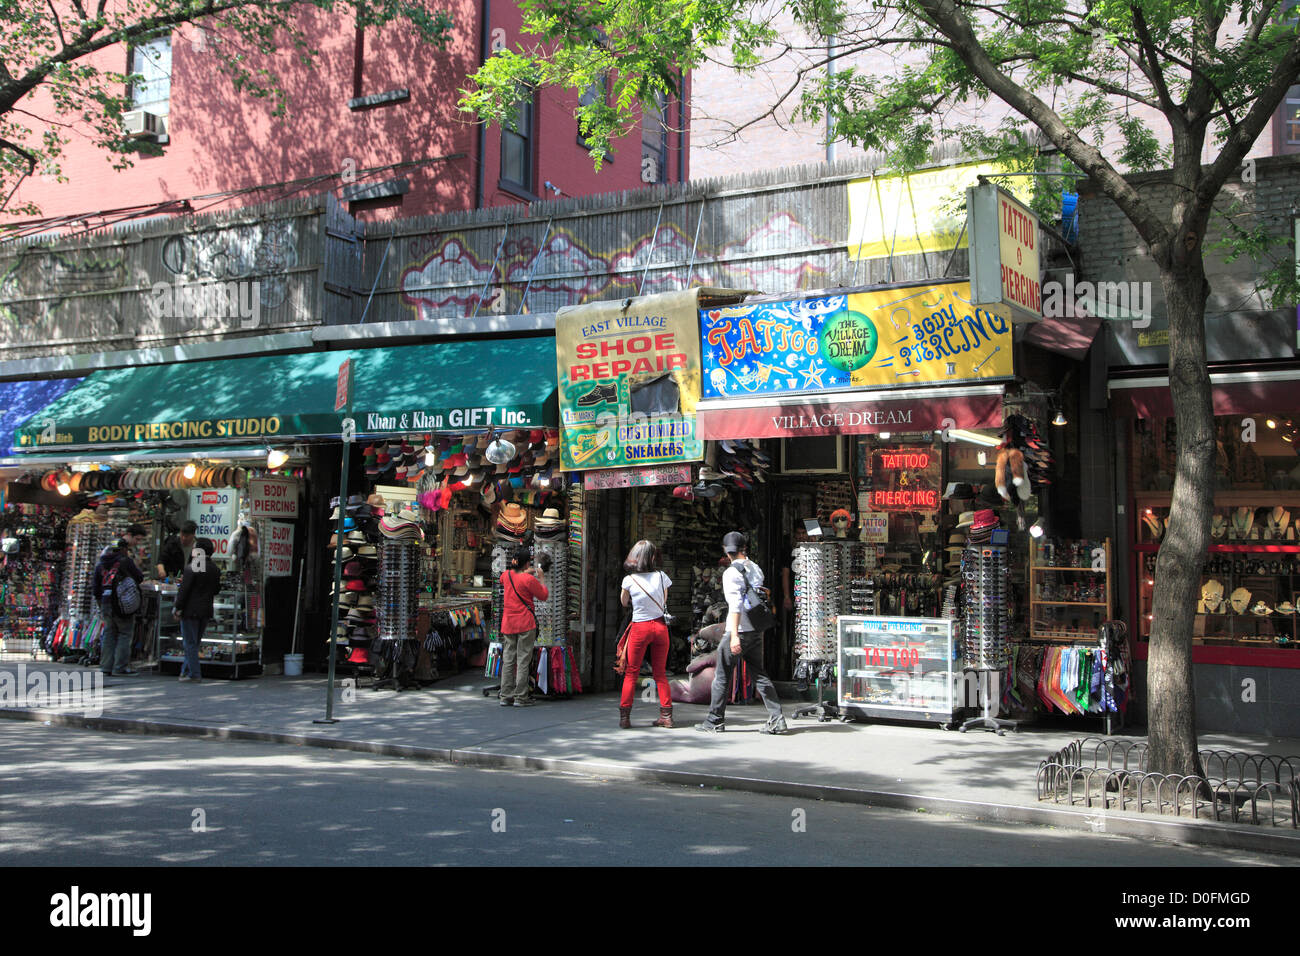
[
  {"left": 92, "top": 523, "right": 147, "bottom": 677},
  {"left": 696, "top": 531, "right": 787, "bottom": 734}
]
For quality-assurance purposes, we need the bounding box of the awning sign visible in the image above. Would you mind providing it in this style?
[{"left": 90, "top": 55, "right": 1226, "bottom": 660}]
[
  {"left": 582, "top": 464, "right": 692, "bottom": 491},
  {"left": 700, "top": 280, "right": 1012, "bottom": 400},
  {"left": 556, "top": 289, "right": 708, "bottom": 471}
]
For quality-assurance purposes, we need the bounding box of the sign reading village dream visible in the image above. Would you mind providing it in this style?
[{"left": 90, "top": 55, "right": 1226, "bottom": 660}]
[
  {"left": 555, "top": 290, "right": 707, "bottom": 471},
  {"left": 700, "top": 280, "right": 1013, "bottom": 400}
]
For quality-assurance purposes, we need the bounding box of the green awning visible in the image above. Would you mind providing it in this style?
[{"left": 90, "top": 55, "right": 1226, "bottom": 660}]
[{"left": 13, "top": 337, "right": 558, "bottom": 454}]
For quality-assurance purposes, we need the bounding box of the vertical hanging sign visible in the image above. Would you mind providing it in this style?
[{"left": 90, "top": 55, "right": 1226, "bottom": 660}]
[
  {"left": 969, "top": 182, "right": 1042, "bottom": 323},
  {"left": 335, "top": 358, "right": 352, "bottom": 413}
]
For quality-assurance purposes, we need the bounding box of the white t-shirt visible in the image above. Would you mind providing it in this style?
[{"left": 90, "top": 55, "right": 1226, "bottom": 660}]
[{"left": 621, "top": 571, "right": 672, "bottom": 623}]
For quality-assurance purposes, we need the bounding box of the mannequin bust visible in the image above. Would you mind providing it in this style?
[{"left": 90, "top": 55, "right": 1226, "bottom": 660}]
[
  {"left": 1199, "top": 578, "right": 1225, "bottom": 614},
  {"left": 1209, "top": 513, "right": 1227, "bottom": 540},
  {"left": 829, "top": 508, "right": 852, "bottom": 539},
  {"left": 1263, "top": 506, "right": 1292, "bottom": 541},
  {"left": 1231, "top": 507, "right": 1254, "bottom": 541},
  {"left": 1230, "top": 587, "right": 1252, "bottom": 615}
]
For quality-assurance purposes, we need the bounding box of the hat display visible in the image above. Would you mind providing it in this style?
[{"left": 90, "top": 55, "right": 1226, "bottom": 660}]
[
  {"left": 943, "top": 482, "right": 976, "bottom": 500},
  {"left": 496, "top": 502, "right": 528, "bottom": 536},
  {"left": 971, "top": 509, "right": 1000, "bottom": 532},
  {"left": 955, "top": 511, "right": 976, "bottom": 529}
]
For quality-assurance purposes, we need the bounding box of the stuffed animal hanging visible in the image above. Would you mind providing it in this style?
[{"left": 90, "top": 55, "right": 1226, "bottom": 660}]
[{"left": 995, "top": 447, "right": 1031, "bottom": 502}]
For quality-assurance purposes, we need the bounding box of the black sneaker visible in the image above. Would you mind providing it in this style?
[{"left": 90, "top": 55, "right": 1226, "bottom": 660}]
[
  {"left": 575, "top": 384, "right": 618, "bottom": 407},
  {"left": 694, "top": 721, "right": 725, "bottom": 733}
]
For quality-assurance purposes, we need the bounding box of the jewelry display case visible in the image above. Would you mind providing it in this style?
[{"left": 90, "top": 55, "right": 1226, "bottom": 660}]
[{"left": 1135, "top": 493, "right": 1300, "bottom": 648}]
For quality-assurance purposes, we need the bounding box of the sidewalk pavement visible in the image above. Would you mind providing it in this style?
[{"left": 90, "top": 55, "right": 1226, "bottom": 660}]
[{"left": 2, "top": 662, "right": 1298, "bottom": 858}]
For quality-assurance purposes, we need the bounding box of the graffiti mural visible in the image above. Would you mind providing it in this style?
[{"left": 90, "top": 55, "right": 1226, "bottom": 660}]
[
  {"left": 0, "top": 250, "right": 126, "bottom": 341},
  {"left": 400, "top": 211, "right": 836, "bottom": 322},
  {"left": 160, "top": 220, "right": 299, "bottom": 311}
]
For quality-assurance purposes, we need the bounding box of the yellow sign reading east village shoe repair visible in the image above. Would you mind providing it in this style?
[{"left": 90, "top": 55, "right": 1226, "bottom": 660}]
[{"left": 555, "top": 290, "right": 717, "bottom": 471}]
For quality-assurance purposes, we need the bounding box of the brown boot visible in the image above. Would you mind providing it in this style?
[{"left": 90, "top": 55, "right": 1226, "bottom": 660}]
[
  {"left": 619, "top": 706, "right": 632, "bottom": 729},
  {"left": 652, "top": 706, "right": 674, "bottom": 728}
]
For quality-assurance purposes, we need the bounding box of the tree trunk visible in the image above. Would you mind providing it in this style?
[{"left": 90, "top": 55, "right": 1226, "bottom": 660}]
[{"left": 1146, "top": 259, "right": 1213, "bottom": 778}]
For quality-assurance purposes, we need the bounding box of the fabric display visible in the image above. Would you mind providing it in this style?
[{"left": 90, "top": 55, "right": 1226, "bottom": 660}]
[
  {"left": 425, "top": 600, "right": 490, "bottom": 674},
  {"left": 0, "top": 505, "right": 68, "bottom": 655},
  {"left": 532, "top": 645, "right": 582, "bottom": 697},
  {"left": 45, "top": 615, "right": 105, "bottom": 661}
]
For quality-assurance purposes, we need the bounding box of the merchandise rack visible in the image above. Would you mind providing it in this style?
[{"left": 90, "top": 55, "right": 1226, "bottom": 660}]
[{"left": 1028, "top": 539, "right": 1113, "bottom": 643}]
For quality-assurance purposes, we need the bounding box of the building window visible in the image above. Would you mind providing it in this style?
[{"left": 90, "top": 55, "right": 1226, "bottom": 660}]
[
  {"left": 577, "top": 74, "right": 609, "bottom": 149},
  {"left": 128, "top": 35, "right": 172, "bottom": 116},
  {"left": 501, "top": 91, "right": 535, "bottom": 193},
  {"left": 641, "top": 93, "right": 668, "bottom": 184}
]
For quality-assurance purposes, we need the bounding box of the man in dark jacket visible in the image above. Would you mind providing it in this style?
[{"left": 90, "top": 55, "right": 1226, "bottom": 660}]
[
  {"left": 92, "top": 523, "right": 147, "bottom": 678},
  {"left": 156, "top": 520, "right": 197, "bottom": 580},
  {"left": 173, "top": 537, "right": 220, "bottom": 683}
]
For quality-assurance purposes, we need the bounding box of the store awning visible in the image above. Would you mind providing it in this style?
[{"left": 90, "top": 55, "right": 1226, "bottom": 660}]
[
  {"left": 1108, "top": 367, "right": 1300, "bottom": 418},
  {"left": 1024, "top": 311, "right": 1103, "bottom": 360},
  {"left": 12, "top": 337, "right": 558, "bottom": 454},
  {"left": 696, "top": 383, "right": 1005, "bottom": 439},
  {"left": 0, "top": 376, "right": 84, "bottom": 456}
]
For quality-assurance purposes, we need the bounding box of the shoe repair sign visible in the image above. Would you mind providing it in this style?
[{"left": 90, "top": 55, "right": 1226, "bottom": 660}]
[{"left": 556, "top": 289, "right": 715, "bottom": 471}]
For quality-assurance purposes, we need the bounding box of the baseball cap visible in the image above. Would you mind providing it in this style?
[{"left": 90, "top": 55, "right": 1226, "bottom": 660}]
[{"left": 722, "top": 531, "right": 747, "bottom": 554}]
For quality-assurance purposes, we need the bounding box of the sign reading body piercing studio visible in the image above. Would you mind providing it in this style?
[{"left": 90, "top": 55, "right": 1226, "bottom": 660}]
[
  {"left": 699, "top": 280, "right": 1014, "bottom": 400},
  {"left": 556, "top": 289, "right": 731, "bottom": 471}
]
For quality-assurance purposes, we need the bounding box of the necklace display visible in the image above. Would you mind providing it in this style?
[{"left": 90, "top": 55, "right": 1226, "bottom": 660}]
[
  {"left": 1230, "top": 587, "right": 1252, "bottom": 615},
  {"left": 1209, "top": 514, "right": 1227, "bottom": 539},
  {"left": 1231, "top": 508, "right": 1254, "bottom": 540},
  {"left": 1199, "top": 578, "right": 1225, "bottom": 614},
  {"left": 1263, "top": 507, "right": 1292, "bottom": 540}
]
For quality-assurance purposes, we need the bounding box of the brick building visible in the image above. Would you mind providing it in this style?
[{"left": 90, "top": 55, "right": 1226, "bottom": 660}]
[{"left": 5, "top": 2, "right": 689, "bottom": 230}]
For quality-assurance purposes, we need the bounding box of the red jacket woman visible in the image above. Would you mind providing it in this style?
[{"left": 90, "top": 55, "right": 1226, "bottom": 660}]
[{"left": 498, "top": 546, "right": 549, "bottom": 707}]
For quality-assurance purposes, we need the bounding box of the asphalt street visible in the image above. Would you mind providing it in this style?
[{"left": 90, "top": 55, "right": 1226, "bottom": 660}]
[{"left": 0, "top": 723, "right": 1287, "bottom": 867}]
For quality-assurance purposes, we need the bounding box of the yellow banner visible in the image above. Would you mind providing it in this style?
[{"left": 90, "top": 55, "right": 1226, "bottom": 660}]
[{"left": 846, "top": 161, "right": 1032, "bottom": 261}]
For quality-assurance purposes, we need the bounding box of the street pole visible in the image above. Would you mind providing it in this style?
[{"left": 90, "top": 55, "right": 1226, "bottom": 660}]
[{"left": 317, "top": 359, "right": 354, "bottom": 724}]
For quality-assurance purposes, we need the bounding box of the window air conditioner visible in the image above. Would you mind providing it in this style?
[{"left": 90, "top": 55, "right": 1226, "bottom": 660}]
[{"left": 123, "top": 110, "right": 163, "bottom": 140}]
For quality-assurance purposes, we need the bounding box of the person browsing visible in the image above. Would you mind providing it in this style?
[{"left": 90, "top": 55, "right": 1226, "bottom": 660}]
[
  {"left": 498, "top": 546, "right": 550, "bottom": 707},
  {"left": 618, "top": 540, "right": 675, "bottom": 729}
]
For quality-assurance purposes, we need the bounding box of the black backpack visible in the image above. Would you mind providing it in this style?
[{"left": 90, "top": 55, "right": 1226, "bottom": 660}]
[{"left": 102, "top": 555, "right": 141, "bottom": 616}]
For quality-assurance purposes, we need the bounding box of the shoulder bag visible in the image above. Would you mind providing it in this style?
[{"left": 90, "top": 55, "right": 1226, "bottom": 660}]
[{"left": 738, "top": 565, "right": 776, "bottom": 632}]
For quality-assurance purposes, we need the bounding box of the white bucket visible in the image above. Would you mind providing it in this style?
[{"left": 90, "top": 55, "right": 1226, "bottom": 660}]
[{"left": 283, "top": 653, "right": 304, "bottom": 677}]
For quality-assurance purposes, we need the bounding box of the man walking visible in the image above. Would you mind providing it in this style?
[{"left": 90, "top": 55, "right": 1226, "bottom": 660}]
[
  {"left": 696, "top": 531, "right": 787, "bottom": 734},
  {"left": 92, "top": 523, "right": 147, "bottom": 678}
]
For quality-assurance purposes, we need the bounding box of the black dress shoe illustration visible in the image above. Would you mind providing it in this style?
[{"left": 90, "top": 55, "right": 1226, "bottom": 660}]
[{"left": 575, "top": 384, "right": 619, "bottom": 407}]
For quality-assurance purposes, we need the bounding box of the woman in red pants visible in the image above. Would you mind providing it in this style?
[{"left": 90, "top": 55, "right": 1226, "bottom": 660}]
[{"left": 618, "top": 540, "right": 674, "bottom": 729}]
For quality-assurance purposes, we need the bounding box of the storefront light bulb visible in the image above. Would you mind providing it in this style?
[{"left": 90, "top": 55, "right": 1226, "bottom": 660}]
[
  {"left": 183, "top": 462, "right": 197, "bottom": 480},
  {"left": 879, "top": 431, "right": 891, "bottom": 440},
  {"left": 1052, "top": 411, "right": 1068, "bottom": 426},
  {"left": 1266, "top": 419, "right": 1277, "bottom": 429},
  {"left": 1029, "top": 518, "right": 1047, "bottom": 539},
  {"left": 57, "top": 480, "right": 71, "bottom": 496},
  {"left": 267, "top": 448, "right": 290, "bottom": 469},
  {"left": 1284, "top": 434, "right": 1294, "bottom": 443},
  {"left": 425, "top": 449, "right": 436, "bottom": 467},
  {"left": 977, "top": 451, "right": 987, "bottom": 466}
]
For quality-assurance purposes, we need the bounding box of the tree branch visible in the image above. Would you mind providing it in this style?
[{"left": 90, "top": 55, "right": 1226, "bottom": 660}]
[{"left": 913, "top": 0, "right": 1169, "bottom": 249}]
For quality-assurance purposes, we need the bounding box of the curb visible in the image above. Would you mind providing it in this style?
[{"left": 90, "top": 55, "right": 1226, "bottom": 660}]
[{"left": 5, "top": 707, "right": 1299, "bottom": 858}]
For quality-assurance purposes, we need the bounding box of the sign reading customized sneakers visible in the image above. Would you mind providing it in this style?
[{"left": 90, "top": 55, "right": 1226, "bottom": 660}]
[{"left": 556, "top": 289, "right": 737, "bottom": 471}]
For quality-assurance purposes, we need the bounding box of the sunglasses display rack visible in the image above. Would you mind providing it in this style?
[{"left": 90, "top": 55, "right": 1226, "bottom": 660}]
[
  {"left": 532, "top": 536, "right": 568, "bottom": 648},
  {"left": 792, "top": 541, "right": 870, "bottom": 664},
  {"left": 377, "top": 539, "right": 421, "bottom": 646},
  {"left": 0, "top": 505, "right": 68, "bottom": 660},
  {"left": 61, "top": 517, "right": 122, "bottom": 623},
  {"left": 961, "top": 545, "right": 1010, "bottom": 670}
]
